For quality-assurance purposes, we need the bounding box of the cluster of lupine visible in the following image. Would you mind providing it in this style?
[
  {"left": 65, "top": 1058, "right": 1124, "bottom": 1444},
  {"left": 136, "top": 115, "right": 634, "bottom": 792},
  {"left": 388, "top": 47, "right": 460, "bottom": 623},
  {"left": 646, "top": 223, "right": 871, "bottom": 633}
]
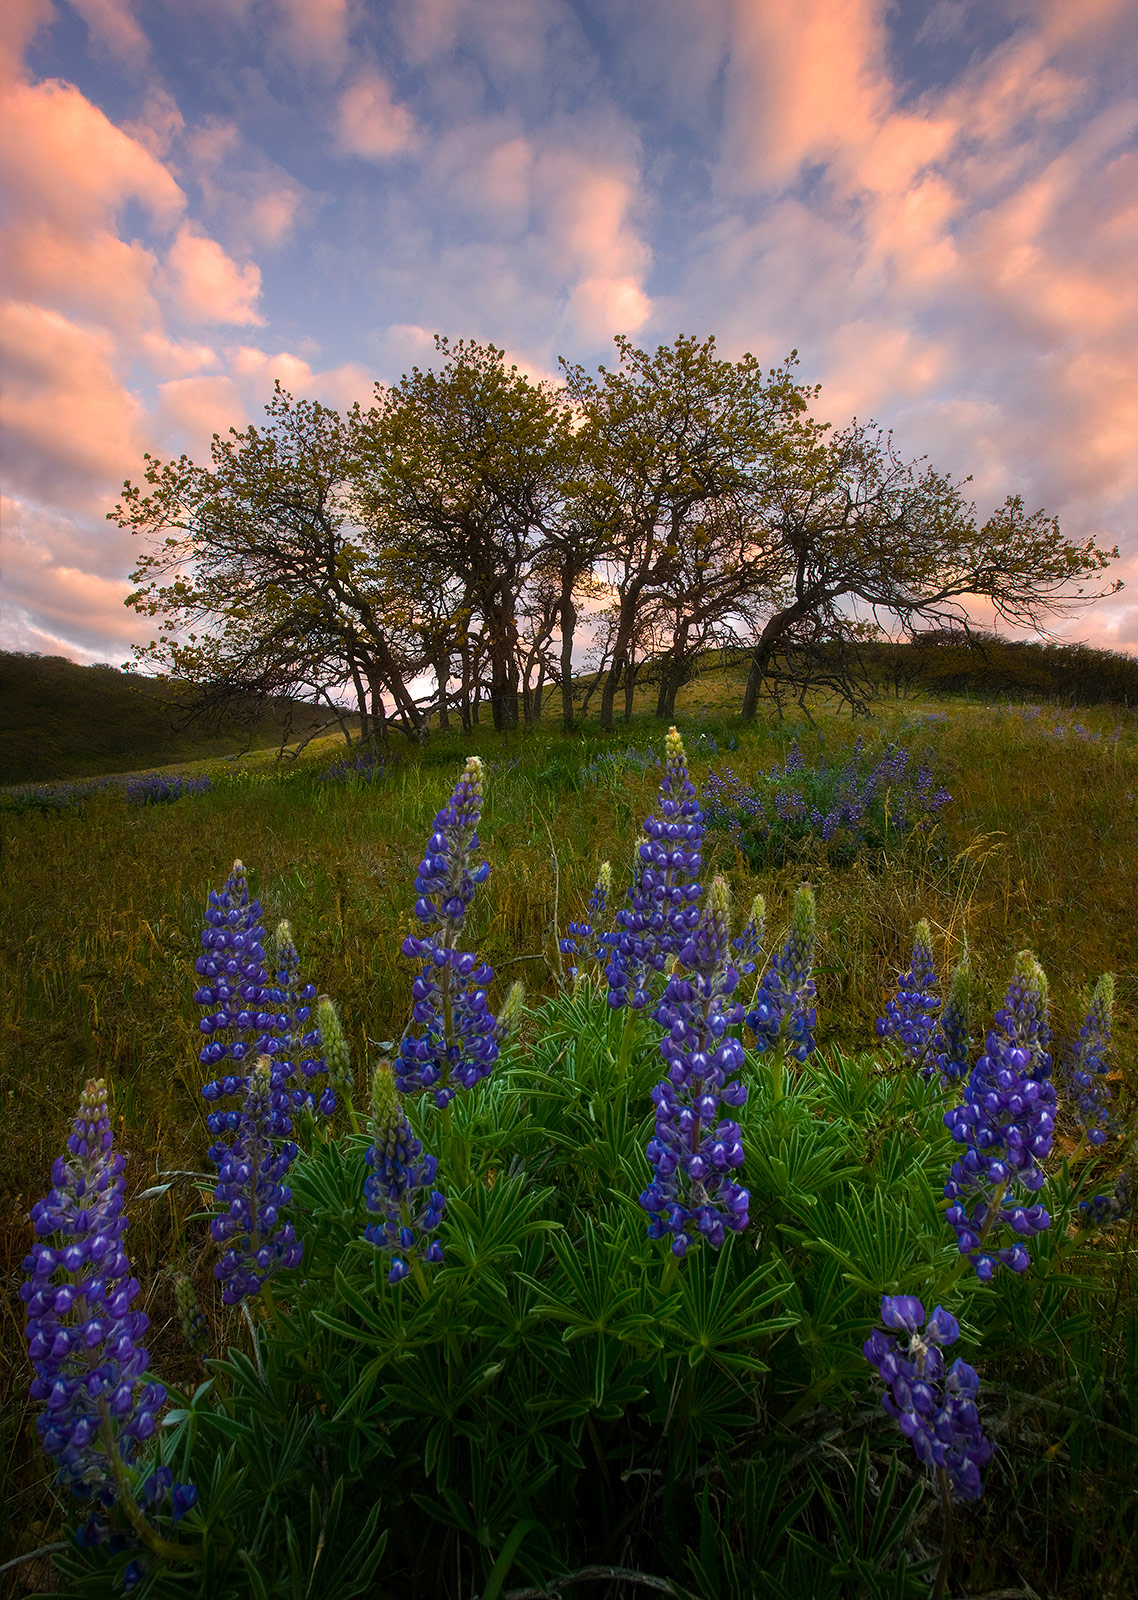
[
  {"left": 559, "top": 861, "right": 612, "bottom": 979},
  {"left": 605, "top": 727, "right": 703, "bottom": 1011},
  {"left": 745, "top": 885, "right": 817, "bottom": 1061},
  {"left": 927, "top": 958, "right": 972, "bottom": 1082},
  {"left": 703, "top": 737, "right": 951, "bottom": 866},
  {"left": 21, "top": 1080, "right": 195, "bottom": 1534},
  {"left": 124, "top": 773, "right": 214, "bottom": 806},
  {"left": 641, "top": 877, "right": 751, "bottom": 1256},
  {"left": 1081, "top": 1165, "right": 1132, "bottom": 1227},
  {"left": 364, "top": 1061, "right": 446, "bottom": 1283},
  {"left": 210, "top": 1057, "right": 304, "bottom": 1304},
  {"left": 265, "top": 921, "right": 333, "bottom": 1116},
  {"left": 731, "top": 893, "right": 765, "bottom": 977},
  {"left": 943, "top": 953, "right": 1057, "bottom": 1280},
  {"left": 319, "top": 747, "right": 389, "bottom": 785},
  {"left": 1059, "top": 974, "right": 1116, "bottom": 1146},
  {"left": 863, "top": 1296, "right": 993, "bottom": 1501},
  {"left": 396, "top": 755, "right": 500, "bottom": 1109},
  {"left": 875, "top": 921, "right": 941, "bottom": 1070}
]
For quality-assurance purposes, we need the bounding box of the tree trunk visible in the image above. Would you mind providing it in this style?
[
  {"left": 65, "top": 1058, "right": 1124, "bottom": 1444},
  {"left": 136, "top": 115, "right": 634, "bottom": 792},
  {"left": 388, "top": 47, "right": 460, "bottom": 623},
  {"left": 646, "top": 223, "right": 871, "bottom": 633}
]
[
  {"left": 433, "top": 652, "right": 450, "bottom": 730},
  {"left": 559, "top": 581, "right": 578, "bottom": 732}
]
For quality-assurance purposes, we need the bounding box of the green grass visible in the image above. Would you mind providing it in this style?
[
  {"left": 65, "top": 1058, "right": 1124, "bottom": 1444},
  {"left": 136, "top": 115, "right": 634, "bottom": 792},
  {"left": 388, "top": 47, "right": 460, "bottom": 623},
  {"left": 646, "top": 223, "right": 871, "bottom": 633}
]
[{"left": 1, "top": 676, "right": 1136, "bottom": 1594}]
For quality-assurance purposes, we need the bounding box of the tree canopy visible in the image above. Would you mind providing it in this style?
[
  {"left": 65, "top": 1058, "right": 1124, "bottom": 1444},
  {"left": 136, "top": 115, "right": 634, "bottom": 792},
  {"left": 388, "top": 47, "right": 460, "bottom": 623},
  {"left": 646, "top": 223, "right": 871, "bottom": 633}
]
[{"left": 113, "top": 335, "right": 1120, "bottom": 742}]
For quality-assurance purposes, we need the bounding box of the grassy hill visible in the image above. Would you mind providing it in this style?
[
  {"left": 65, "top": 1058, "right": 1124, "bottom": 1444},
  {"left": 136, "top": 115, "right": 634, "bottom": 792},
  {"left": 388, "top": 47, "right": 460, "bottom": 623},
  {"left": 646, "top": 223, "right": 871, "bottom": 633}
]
[{"left": 0, "top": 652, "right": 350, "bottom": 785}]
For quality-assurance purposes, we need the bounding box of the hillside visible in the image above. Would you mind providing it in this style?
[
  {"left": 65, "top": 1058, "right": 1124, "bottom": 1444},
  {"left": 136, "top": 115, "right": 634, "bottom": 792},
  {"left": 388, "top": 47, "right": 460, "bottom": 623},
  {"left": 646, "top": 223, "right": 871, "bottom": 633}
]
[{"left": 0, "top": 653, "right": 346, "bottom": 785}]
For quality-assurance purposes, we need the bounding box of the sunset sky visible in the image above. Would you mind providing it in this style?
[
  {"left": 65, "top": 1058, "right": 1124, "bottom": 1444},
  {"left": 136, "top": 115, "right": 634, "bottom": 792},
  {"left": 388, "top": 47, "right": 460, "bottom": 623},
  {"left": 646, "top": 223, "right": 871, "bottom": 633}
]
[{"left": 2, "top": 0, "right": 1137, "bottom": 667}]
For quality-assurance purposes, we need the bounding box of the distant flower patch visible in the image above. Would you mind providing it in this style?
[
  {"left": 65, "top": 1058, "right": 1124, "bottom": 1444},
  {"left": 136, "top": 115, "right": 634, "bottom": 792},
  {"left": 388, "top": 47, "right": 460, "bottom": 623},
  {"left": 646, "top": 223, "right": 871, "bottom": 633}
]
[
  {"left": 703, "top": 736, "right": 951, "bottom": 869},
  {"left": 125, "top": 774, "right": 214, "bottom": 806},
  {"left": 318, "top": 747, "right": 389, "bottom": 785}
]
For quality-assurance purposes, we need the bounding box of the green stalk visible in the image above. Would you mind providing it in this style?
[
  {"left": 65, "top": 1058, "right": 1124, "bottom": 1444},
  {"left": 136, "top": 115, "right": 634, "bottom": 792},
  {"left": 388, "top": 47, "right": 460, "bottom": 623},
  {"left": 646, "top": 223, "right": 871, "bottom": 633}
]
[{"left": 98, "top": 1406, "right": 202, "bottom": 1565}]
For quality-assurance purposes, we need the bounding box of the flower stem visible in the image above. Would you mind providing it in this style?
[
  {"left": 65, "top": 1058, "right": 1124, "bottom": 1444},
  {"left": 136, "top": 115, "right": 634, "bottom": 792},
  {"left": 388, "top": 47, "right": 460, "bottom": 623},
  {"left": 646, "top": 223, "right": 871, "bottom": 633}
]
[
  {"left": 97, "top": 1405, "right": 202, "bottom": 1565},
  {"left": 930, "top": 1466, "right": 953, "bottom": 1600}
]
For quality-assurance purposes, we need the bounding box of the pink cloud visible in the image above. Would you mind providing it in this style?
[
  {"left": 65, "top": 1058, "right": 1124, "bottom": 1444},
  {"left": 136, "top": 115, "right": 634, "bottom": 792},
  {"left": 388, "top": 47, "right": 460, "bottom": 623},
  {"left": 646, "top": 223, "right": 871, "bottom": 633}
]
[
  {"left": 186, "top": 119, "right": 312, "bottom": 250},
  {"left": 0, "top": 78, "right": 184, "bottom": 228},
  {"left": 333, "top": 68, "right": 416, "bottom": 160},
  {"left": 0, "top": 0, "right": 54, "bottom": 82},
  {"left": 163, "top": 224, "right": 265, "bottom": 325},
  {"left": 153, "top": 374, "right": 249, "bottom": 461},
  {"left": 0, "top": 302, "right": 150, "bottom": 508},
  {"left": 273, "top": 0, "right": 351, "bottom": 73}
]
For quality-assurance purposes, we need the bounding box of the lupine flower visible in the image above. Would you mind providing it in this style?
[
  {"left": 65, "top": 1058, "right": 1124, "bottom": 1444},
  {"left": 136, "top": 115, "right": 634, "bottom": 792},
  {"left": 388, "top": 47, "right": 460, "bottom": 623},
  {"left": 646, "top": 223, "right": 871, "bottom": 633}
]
[
  {"left": 315, "top": 995, "right": 353, "bottom": 1101},
  {"left": 731, "top": 893, "right": 765, "bottom": 976},
  {"left": 195, "top": 860, "right": 269, "bottom": 1091},
  {"left": 606, "top": 727, "right": 703, "bottom": 1011},
  {"left": 876, "top": 920, "right": 941, "bottom": 1074},
  {"left": 364, "top": 1061, "right": 445, "bottom": 1284},
  {"left": 928, "top": 956, "right": 972, "bottom": 1083},
  {"left": 264, "top": 922, "right": 332, "bottom": 1116},
  {"left": 943, "top": 953, "right": 1057, "bottom": 1281},
  {"left": 863, "top": 1295, "right": 992, "bottom": 1501},
  {"left": 560, "top": 861, "right": 612, "bottom": 979},
  {"left": 1059, "top": 974, "right": 1115, "bottom": 1146},
  {"left": 640, "top": 877, "right": 750, "bottom": 1257},
  {"left": 397, "top": 756, "right": 500, "bottom": 1109},
  {"left": 173, "top": 1273, "right": 211, "bottom": 1361},
  {"left": 746, "top": 885, "right": 817, "bottom": 1061},
  {"left": 210, "top": 1058, "right": 303, "bottom": 1305},
  {"left": 1081, "top": 1164, "right": 1132, "bottom": 1228},
  {"left": 22, "top": 1080, "right": 174, "bottom": 1506}
]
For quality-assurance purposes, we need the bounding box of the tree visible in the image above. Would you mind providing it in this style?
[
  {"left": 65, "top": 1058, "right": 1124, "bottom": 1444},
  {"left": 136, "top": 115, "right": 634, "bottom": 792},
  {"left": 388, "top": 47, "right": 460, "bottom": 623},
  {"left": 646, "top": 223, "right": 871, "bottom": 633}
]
[
  {"left": 738, "top": 419, "right": 1121, "bottom": 720},
  {"left": 561, "top": 335, "right": 811, "bottom": 732},
  {"left": 360, "top": 338, "right": 573, "bottom": 732},
  {"left": 114, "top": 387, "right": 428, "bottom": 747}
]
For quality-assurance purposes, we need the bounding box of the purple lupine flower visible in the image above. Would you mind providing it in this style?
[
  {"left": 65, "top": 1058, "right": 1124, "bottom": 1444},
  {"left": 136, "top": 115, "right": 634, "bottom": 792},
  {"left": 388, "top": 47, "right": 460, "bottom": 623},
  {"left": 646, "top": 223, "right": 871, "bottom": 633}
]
[
  {"left": 1081, "top": 1162, "right": 1132, "bottom": 1227},
  {"left": 364, "top": 1061, "right": 445, "bottom": 1284},
  {"left": 210, "top": 1058, "right": 303, "bottom": 1305},
  {"left": 195, "top": 859, "right": 269, "bottom": 1092},
  {"left": 560, "top": 861, "right": 612, "bottom": 979},
  {"left": 928, "top": 957, "right": 972, "bottom": 1083},
  {"left": 606, "top": 727, "right": 703, "bottom": 1011},
  {"left": 641, "top": 877, "right": 750, "bottom": 1257},
  {"left": 745, "top": 885, "right": 817, "bottom": 1061},
  {"left": 863, "top": 1294, "right": 992, "bottom": 1501},
  {"left": 1059, "top": 974, "right": 1115, "bottom": 1146},
  {"left": 262, "top": 921, "right": 331, "bottom": 1117},
  {"left": 875, "top": 920, "right": 941, "bottom": 1074},
  {"left": 397, "top": 756, "right": 499, "bottom": 1109},
  {"left": 731, "top": 893, "right": 765, "bottom": 976},
  {"left": 943, "top": 953, "right": 1057, "bottom": 1281},
  {"left": 21, "top": 1080, "right": 177, "bottom": 1507}
]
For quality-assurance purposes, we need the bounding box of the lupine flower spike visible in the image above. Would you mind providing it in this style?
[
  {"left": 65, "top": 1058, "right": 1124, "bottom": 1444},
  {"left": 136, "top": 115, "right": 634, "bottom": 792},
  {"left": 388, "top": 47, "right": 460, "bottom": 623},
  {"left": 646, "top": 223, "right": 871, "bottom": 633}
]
[
  {"left": 315, "top": 995, "right": 353, "bottom": 1104},
  {"left": 210, "top": 1057, "right": 303, "bottom": 1305},
  {"left": 364, "top": 1061, "right": 446, "bottom": 1284},
  {"left": 607, "top": 728, "right": 703, "bottom": 1011},
  {"left": 876, "top": 920, "right": 941, "bottom": 1074},
  {"left": 561, "top": 862, "right": 612, "bottom": 980},
  {"left": 943, "top": 953, "right": 1057, "bottom": 1280},
  {"left": 1060, "top": 973, "right": 1116, "bottom": 1146},
  {"left": 496, "top": 981, "right": 526, "bottom": 1044},
  {"left": 397, "top": 756, "right": 499, "bottom": 1110},
  {"left": 929, "top": 955, "right": 972, "bottom": 1084},
  {"left": 22, "top": 1080, "right": 197, "bottom": 1544},
  {"left": 746, "top": 885, "right": 817, "bottom": 1061},
  {"left": 864, "top": 1295, "right": 992, "bottom": 1501},
  {"left": 731, "top": 893, "right": 765, "bottom": 977},
  {"left": 641, "top": 876, "right": 750, "bottom": 1257},
  {"left": 266, "top": 922, "right": 332, "bottom": 1116},
  {"left": 173, "top": 1273, "right": 211, "bottom": 1362},
  {"left": 196, "top": 860, "right": 268, "bottom": 1094}
]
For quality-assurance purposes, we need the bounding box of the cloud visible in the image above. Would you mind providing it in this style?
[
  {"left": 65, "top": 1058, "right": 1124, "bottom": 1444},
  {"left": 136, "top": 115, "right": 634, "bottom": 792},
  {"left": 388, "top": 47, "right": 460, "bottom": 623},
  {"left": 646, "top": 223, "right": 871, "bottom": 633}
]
[
  {"left": 163, "top": 224, "right": 265, "bottom": 324},
  {"left": 333, "top": 67, "right": 417, "bottom": 160},
  {"left": 273, "top": 0, "right": 351, "bottom": 74},
  {"left": 67, "top": 0, "right": 149, "bottom": 66},
  {"left": 0, "top": 301, "right": 150, "bottom": 509},
  {"left": 185, "top": 119, "right": 313, "bottom": 250}
]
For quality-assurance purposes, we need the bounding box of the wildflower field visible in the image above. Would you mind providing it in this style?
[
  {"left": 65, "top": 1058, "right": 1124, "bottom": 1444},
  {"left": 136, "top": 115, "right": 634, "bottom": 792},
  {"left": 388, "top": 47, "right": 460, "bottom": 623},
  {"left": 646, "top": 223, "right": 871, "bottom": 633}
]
[{"left": 1, "top": 691, "right": 1136, "bottom": 1600}]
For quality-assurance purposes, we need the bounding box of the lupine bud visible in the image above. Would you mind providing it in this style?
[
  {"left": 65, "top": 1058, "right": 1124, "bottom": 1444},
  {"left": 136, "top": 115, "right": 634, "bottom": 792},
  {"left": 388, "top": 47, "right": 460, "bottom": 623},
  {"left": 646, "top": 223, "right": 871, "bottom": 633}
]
[
  {"left": 864, "top": 1295, "right": 992, "bottom": 1500},
  {"left": 315, "top": 996, "right": 353, "bottom": 1099},
  {"left": 1059, "top": 973, "right": 1115, "bottom": 1145},
  {"left": 731, "top": 893, "right": 765, "bottom": 975},
  {"left": 22, "top": 1080, "right": 176, "bottom": 1509},
  {"left": 876, "top": 920, "right": 941, "bottom": 1074},
  {"left": 642, "top": 875, "right": 750, "bottom": 1258},
  {"left": 943, "top": 952, "right": 1057, "bottom": 1280},
  {"left": 173, "top": 1273, "right": 210, "bottom": 1360},
  {"left": 607, "top": 729, "right": 703, "bottom": 1012},
  {"left": 497, "top": 981, "right": 526, "bottom": 1042},
  {"left": 364, "top": 1062, "right": 445, "bottom": 1283},
  {"left": 746, "top": 885, "right": 817, "bottom": 1060},
  {"left": 397, "top": 758, "right": 499, "bottom": 1109}
]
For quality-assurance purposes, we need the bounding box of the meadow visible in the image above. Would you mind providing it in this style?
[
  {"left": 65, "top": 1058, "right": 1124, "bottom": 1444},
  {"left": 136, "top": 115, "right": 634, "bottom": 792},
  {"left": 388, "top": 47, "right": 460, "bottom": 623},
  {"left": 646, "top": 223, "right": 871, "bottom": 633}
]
[{"left": 1, "top": 668, "right": 1135, "bottom": 1599}]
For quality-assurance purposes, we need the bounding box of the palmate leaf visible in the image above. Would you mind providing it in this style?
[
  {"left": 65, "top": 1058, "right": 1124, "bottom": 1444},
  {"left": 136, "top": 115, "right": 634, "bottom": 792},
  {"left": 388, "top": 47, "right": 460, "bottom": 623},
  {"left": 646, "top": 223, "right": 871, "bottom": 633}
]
[
  {"left": 786, "top": 1186, "right": 926, "bottom": 1298},
  {"left": 659, "top": 1242, "right": 798, "bottom": 1373}
]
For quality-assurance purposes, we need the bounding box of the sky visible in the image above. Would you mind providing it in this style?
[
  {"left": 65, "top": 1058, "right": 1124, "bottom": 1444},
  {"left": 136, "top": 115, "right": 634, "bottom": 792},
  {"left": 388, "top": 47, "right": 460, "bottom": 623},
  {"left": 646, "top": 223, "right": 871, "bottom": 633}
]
[{"left": 2, "top": 0, "right": 1137, "bottom": 668}]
